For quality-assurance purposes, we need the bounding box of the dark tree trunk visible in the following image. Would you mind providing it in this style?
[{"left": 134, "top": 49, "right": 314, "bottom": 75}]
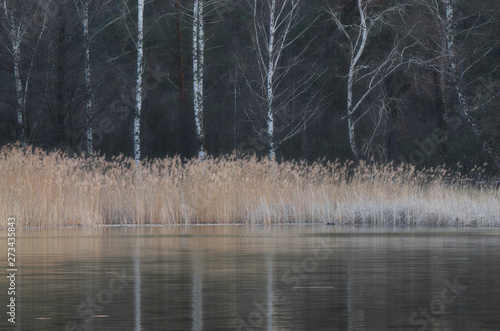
[
  {"left": 385, "top": 72, "right": 398, "bottom": 161},
  {"left": 55, "top": 5, "right": 71, "bottom": 149},
  {"left": 176, "top": 0, "right": 194, "bottom": 157},
  {"left": 433, "top": 69, "right": 448, "bottom": 162}
]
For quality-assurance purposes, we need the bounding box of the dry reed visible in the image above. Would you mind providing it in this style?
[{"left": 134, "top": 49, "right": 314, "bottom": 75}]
[{"left": 0, "top": 145, "right": 499, "bottom": 228}]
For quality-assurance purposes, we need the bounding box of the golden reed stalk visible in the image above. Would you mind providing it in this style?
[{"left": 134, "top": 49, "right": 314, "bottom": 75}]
[{"left": 0, "top": 145, "right": 498, "bottom": 228}]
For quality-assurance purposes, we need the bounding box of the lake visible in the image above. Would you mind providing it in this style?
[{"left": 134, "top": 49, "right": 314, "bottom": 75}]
[{"left": 1, "top": 225, "right": 500, "bottom": 330}]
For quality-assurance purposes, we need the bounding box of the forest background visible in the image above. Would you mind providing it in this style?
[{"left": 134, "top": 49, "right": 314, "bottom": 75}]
[{"left": 1, "top": 0, "right": 499, "bottom": 174}]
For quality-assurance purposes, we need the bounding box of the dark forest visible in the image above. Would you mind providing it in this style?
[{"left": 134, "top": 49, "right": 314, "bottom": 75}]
[{"left": 1, "top": 0, "right": 499, "bottom": 173}]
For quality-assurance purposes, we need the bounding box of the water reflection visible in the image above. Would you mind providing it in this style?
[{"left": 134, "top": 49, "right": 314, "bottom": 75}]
[
  {"left": 0, "top": 225, "right": 499, "bottom": 330},
  {"left": 134, "top": 246, "right": 141, "bottom": 331},
  {"left": 192, "top": 252, "right": 203, "bottom": 331},
  {"left": 266, "top": 252, "right": 273, "bottom": 331}
]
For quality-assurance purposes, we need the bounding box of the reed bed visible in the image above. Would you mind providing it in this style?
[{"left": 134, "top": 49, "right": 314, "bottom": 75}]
[{"left": 0, "top": 145, "right": 499, "bottom": 228}]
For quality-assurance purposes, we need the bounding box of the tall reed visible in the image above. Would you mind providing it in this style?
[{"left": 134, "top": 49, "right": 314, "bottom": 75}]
[{"left": 0, "top": 145, "right": 498, "bottom": 228}]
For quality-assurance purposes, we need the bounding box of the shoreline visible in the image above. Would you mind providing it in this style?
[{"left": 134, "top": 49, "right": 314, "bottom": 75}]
[
  {"left": 3, "top": 222, "right": 500, "bottom": 231},
  {"left": 0, "top": 223, "right": 500, "bottom": 233}
]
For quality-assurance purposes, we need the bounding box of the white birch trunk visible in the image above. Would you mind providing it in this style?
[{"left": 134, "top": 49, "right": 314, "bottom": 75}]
[
  {"left": 198, "top": 0, "right": 205, "bottom": 159},
  {"left": 3, "top": 1, "right": 47, "bottom": 147},
  {"left": 346, "top": 0, "right": 368, "bottom": 161},
  {"left": 252, "top": 0, "right": 299, "bottom": 161},
  {"left": 330, "top": 1, "right": 408, "bottom": 161},
  {"left": 13, "top": 35, "right": 25, "bottom": 146},
  {"left": 192, "top": 0, "right": 199, "bottom": 145},
  {"left": 82, "top": 0, "right": 93, "bottom": 155},
  {"left": 443, "top": 0, "right": 500, "bottom": 167},
  {"left": 193, "top": 0, "right": 205, "bottom": 159},
  {"left": 266, "top": 0, "right": 276, "bottom": 161},
  {"left": 3, "top": 1, "right": 26, "bottom": 146},
  {"left": 135, "top": 0, "right": 145, "bottom": 163}
]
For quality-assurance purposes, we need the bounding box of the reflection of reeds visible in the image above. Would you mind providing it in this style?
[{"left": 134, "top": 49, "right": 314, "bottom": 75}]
[{"left": 0, "top": 145, "right": 499, "bottom": 228}]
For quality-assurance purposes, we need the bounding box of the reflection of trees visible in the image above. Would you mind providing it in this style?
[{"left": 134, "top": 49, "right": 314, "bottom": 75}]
[
  {"left": 346, "top": 259, "right": 365, "bottom": 331},
  {"left": 192, "top": 251, "right": 203, "bottom": 331},
  {"left": 134, "top": 246, "right": 142, "bottom": 331},
  {"left": 266, "top": 249, "right": 274, "bottom": 330}
]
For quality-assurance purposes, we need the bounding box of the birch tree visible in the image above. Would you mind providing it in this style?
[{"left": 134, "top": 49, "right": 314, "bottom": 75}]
[
  {"left": 414, "top": 0, "right": 500, "bottom": 168},
  {"left": 174, "top": 0, "right": 226, "bottom": 158},
  {"left": 192, "top": 0, "right": 205, "bottom": 159},
  {"left": 1, "top": 0, "right": 48, "bottom": 146},
  {"left": 134, "top": 0, "right": 145, "bottom": 163},
  {"left": 73, "top": 0, "right": 94, "bottom": 154},
  {"left": 71, "top": 0, "right": 132, "bottom": 155},
  {"left": 116, "top": 0, "right": 145, "bottom": 162},
  {"left": 329, "top": 0, "right": 413, "bottom": 161},
  {"left": 249, "top": 0, "right": 323, "bottom": 161},
  {"left": 442, "top": 0, "right": 500, "bottom": 169},
  {"left": 175, "top": 0, "right": 192, "bottom": 157}
]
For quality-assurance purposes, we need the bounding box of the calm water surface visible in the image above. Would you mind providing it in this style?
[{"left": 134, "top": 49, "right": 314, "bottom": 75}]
[{"left": 1, "top": 225, "right": 500, "bottom": 330}]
